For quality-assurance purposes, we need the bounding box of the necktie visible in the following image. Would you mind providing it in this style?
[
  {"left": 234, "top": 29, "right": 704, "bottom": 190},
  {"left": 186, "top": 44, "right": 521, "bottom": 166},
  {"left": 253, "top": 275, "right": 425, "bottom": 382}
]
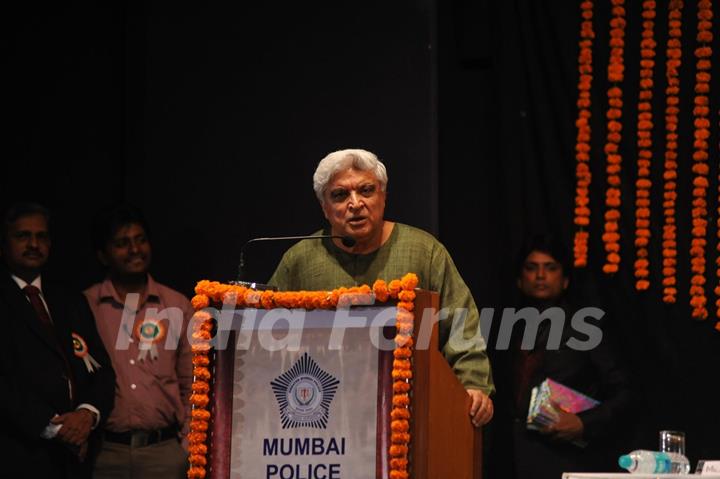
[
  {"left": 23, "top": 284, "right": 76, "bottom": 402},
  {"left": 23, "top": 284, "right": 54, "bottom": 329},
  {"left": 514, "top": 348, "right": 545, "bottom": 416}
]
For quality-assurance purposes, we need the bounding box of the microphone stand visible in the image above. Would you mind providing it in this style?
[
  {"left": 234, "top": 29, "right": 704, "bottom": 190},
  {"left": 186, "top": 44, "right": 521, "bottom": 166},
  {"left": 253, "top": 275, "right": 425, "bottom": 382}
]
[{"left": 234, "top": 234, "right": 356, "bottom": 286}]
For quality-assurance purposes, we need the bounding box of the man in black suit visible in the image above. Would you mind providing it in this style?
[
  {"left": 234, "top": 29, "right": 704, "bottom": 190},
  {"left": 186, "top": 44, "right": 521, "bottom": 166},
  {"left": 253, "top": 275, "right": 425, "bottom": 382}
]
[{"left": 0, "top": 203, "right": 115, "bottom": 478}]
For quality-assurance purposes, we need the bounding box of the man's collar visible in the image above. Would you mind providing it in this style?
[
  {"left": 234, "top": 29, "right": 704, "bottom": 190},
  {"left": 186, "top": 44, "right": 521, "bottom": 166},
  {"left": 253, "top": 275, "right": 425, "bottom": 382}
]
[
  {"left": 98, "top": 274, "right": 160, "bottom": 306},
  {"left": 11, "top": 274, "right": 42, "bottom": 293}
]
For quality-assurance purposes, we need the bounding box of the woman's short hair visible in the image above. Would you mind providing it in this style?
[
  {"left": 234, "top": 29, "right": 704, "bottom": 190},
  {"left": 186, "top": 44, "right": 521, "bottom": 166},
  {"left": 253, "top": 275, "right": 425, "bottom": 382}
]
[
  {"left": 312, "top": 149, "right": 388, "bottom": 202},
  {"left": 515, "top": 234, "right": 572, "bottom": 279}
]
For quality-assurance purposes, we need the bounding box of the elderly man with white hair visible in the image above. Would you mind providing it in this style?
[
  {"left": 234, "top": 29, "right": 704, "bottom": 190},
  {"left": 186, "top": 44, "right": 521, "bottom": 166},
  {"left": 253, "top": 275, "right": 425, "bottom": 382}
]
[{"left": 268, "top": 148, "right": 495, "bottom": 426}]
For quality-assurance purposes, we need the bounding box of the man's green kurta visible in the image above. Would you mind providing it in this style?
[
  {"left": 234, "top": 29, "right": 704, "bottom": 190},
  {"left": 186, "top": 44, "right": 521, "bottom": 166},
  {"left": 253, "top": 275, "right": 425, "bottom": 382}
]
[{"left": 268, "top": 222, "right": 494, "bottom": 394}]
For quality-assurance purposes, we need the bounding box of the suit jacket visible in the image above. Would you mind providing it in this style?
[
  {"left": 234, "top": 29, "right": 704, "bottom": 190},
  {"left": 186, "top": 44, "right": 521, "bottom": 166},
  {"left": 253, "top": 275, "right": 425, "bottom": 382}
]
[
  {"left": 492, "top": 300, "right": 635, "bottom": 479},
  {"left": 0, "top": 271, "right": 115, "bottom": 479}
]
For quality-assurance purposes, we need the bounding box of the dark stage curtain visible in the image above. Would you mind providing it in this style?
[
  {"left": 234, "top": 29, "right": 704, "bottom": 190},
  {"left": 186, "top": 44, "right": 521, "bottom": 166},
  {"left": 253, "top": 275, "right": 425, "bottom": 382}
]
[{"left": 437, "top": 0, "right": 720, "bottom": 471}]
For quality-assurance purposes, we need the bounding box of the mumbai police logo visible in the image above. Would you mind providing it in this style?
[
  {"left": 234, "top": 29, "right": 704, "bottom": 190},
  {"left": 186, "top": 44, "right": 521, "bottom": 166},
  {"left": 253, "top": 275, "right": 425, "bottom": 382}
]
[{"left": 270, "top": 352, "right": 339, "bottom": 429}]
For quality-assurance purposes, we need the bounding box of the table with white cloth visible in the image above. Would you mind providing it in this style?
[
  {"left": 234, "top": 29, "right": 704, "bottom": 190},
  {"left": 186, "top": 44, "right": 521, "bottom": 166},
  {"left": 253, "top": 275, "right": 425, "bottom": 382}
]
[{"left": 563, "top": 474, "right": 720, "bottom": 479}]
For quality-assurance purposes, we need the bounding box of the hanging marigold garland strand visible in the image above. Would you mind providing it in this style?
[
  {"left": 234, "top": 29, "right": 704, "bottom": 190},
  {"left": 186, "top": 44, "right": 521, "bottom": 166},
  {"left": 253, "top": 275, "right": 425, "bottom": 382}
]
[
  {"left": 574, "top": 0, "right": 595, "bottom": 268},
  {"left": 187, "top": 301, "right": 213, "bottom": 479},
  {"left": 385, "top": 274, "right": 419, "bottom": 479},
  {"left": 635, "top": 0, "right": 657, "bottom": 290},
  {"left": 662, "top": 0, "right": 684, "bottom": 303},
  {"left": 691, "top": 0, "right": 713, "bottom": 319},
  {"left": 603, "top": 0, "right": 626, "bottom": 274},
  {"left": 186, "top": 274, "right": 420, "bottom": 479}
]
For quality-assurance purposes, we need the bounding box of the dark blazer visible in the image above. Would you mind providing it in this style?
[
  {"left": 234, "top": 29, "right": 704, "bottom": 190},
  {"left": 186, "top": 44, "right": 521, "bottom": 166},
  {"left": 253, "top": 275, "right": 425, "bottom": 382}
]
[
  {"left": 488, "top": 302, "right": 635, "bottom": 479},
  {"left": 0, "top": 271, "right": 115, "bottom": 479}
]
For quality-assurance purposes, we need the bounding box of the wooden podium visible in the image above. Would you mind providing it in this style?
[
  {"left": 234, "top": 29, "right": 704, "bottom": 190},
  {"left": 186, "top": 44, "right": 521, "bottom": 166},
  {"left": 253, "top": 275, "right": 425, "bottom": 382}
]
[{"left": 205, "top": 290, "right": 482, "bottom": 479}]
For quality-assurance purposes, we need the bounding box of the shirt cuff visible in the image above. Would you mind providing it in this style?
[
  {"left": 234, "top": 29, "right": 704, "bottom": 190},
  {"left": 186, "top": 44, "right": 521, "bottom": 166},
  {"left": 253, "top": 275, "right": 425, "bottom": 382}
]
[
  {"left": 41, "top": 414, "right": 61, "bottom": 439},
  {"left": 76, "top": 404, "right": 101, "bottom": 429}
]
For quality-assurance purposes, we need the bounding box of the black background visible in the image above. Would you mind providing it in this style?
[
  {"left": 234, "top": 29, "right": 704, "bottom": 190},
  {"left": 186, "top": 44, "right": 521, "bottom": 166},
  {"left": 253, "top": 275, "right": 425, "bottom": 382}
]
[{"left": 3, "top": 0, "right": 719, "bottom": 470}]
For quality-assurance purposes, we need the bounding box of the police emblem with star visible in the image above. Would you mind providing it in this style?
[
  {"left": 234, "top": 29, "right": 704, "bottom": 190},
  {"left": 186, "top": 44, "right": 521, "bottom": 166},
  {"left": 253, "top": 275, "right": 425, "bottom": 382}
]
[{"left": 270, "top": 352, "right": 340, "bottom": 429}]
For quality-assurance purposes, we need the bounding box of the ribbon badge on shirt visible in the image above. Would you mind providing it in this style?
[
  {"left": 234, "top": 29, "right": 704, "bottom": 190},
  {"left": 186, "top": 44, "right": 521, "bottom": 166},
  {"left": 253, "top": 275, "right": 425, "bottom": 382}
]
[
  {"left": 72, "top": 332, "right": 102, "bottom": 373},
  {"left": 134, "top": 318, "right": 166, "bottom": 361}
]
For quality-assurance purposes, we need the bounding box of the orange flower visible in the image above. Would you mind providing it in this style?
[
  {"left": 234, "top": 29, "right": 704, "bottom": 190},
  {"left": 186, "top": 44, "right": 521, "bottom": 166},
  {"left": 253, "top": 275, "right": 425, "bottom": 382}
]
[
  {"left": 188, "top": 443, "right": 208, "bottom": 455},
  {"left": 187, "top": 432, "right": 207, "bottom": 444},
  {"left": 391, "top": 420, "right": 410, "bottom": 432},
  {"left": 394, "top": 347, "right": 412, "bottom": 359},
  {"left": 393, "top": 359, "right": 412, "bottom": 370},
  {"left": 388, "top": 280, "right": 402, "bottom": 298},
  {"left": 391, "top": 432, "right": 411, "bottom": 444},
  {"left": 396, "top": 335, "right": 414, "bottom": 348},
  {"left": 397, "top": 301, "right": 415, "bottom": 312},
  {"left": 244, "top": 289, "right": 261, "bottom": 306},
  {"left": 393, "top": 381, "right": 411, "bottom": 393},
  {"left": 191, "top": 343, "right": 211, "bottom": 354},
  {"left": 191, "top": 294, "right": 210, "bottom": 310},
  {"left": 192, "top": 355, "right": 210, "bottom": 367},
  {"left": 194, "top": 280, "right": 211, "bottom": 296},
  {"left": 389, "top": 445, "right": 409, "bottom": 456},
  {"left": 193, "top": 366, "right": 211, "bottom": 380},
  {"left": 392, "top": 370, "right": 413, "bottom": 380},
  {"left": 192, "top": 409, "right": 211, "bottom": 421},
  {"left": 391, "top": 406, "right": 411, "bottom": 419},
  {"left": 191, "top": 381, "right": 210, "bottom": 394},
  {"left": 603, "top": 264, "right": 619, "bottom": 274},
  {"left": 390, "top": 458, "right": 409, "bottom": 469},
  {"left": 187, "top": 466, "right": 207, "bottom": 479},
  {"left": 398, "top": 290, "right": 416, "bottom": 302},
  {"left": 190, "top": 419, "right": 208, "bottom": 432},
  {"left": 691, "top": 295, "right": 707, "bottom": 308},
  {"left": 190, "top": 394, "right": 209, "bottom": 408},
  {"left": 393, "top": 394, "right": 410, "bottom": 407},
  {"left": 400, "top": 273, "right": 419, "bottom": 291},
  {"left": 260, "top": 290, "right": 275, "bottom": 309},
  {"left": 373, "top": 279, "right": 389, "bottom": 302},
  {"left": 192, "top": 330, "right": 212, "bottom": 342}
]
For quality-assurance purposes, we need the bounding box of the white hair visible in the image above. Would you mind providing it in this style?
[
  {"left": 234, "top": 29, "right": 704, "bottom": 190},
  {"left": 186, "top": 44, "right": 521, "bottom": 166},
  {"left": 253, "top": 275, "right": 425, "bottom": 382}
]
[{"left": 312, "top": 149, "right": 388, "bottom": 202}]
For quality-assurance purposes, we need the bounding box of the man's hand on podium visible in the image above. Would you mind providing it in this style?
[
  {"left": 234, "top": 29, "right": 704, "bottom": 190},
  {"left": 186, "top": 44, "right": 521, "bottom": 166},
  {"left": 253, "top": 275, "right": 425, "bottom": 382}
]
[{"left": 467, "top": 389, "right": 493, "bottom": 427}]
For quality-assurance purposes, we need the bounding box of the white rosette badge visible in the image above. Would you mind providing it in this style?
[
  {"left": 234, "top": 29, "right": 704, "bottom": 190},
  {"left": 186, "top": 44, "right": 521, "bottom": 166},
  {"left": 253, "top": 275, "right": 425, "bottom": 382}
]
[
  {"left": 72, "top": 332, "right": 102, "bottom": 373},
  {"left": 135, "top": 318, "right": 166, "bottom": 361}
]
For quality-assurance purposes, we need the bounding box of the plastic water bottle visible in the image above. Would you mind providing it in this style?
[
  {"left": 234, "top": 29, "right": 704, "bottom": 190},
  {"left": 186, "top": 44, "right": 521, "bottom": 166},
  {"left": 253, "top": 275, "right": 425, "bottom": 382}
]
[{"left": 618, "top": 449, "right": 691, "bottom": 474}]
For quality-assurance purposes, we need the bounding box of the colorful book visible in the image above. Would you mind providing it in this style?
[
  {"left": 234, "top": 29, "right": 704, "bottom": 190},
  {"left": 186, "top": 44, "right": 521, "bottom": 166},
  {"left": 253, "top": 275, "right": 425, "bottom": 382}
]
[{"left": 527, "top": 378, "right": 601, "bottom": 447}]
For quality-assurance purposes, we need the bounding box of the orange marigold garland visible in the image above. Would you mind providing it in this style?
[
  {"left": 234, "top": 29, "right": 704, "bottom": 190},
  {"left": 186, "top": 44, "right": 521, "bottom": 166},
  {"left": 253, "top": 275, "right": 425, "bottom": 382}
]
[
  {"left": 603, "top": 0, "right": 626, "bottom": 274},
  {"left": 635, "top": 0, "right": 657, "bottom": 290},
  {"left": 191, "top": 274, "right": 420, "bottom": 479},
  {"left": 187, "top": 304, "right": 213, "bottom": 479},
  {"left": 574, "top": 0, "right": 595, "bottom": 268},
  {"left": 387, "top": 274, "right": 418, "bottom": 479},
  {"left": 662, "top": 0, "right": 684, "bottom": 303},
  {"left": 691, "top": 0, "right": 713, "bottom": 319}
]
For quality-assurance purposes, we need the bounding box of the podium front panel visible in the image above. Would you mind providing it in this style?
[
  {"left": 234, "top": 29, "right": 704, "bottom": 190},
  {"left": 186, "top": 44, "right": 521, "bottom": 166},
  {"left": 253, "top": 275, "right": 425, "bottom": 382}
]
[{"left": 211, "top": 307, "right": 395, "bottom": 479}]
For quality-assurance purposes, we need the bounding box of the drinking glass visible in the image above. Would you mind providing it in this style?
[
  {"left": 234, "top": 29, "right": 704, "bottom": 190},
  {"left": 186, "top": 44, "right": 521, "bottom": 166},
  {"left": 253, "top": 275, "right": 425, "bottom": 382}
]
[{"left": 659, "top": 430, "right": 686, "bottom": 455}]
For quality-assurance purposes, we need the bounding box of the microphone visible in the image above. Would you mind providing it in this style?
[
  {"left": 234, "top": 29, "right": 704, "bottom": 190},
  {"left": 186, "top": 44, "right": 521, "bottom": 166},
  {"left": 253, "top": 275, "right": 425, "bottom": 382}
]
[{"left": 236, "top": 234, "right": 356, "bottom": 283}]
